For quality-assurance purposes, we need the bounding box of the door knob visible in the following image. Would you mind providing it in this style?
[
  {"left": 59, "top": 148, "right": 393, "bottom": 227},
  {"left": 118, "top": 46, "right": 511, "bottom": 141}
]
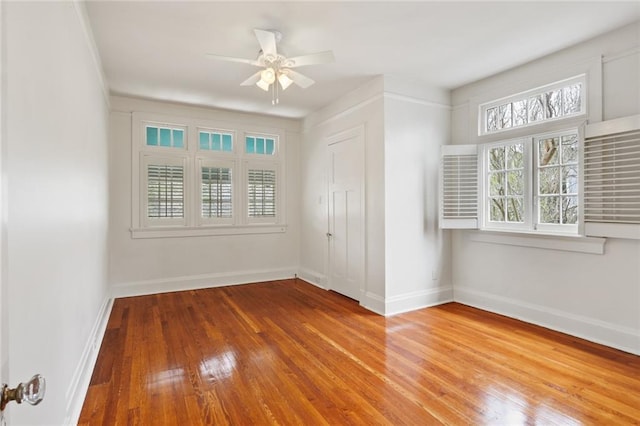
[
  {"left": 1, "top": 374, "right": 46, "bottom": 411},
  {"left": 326, "top": 232, "right": 332, "bottom": 238}
]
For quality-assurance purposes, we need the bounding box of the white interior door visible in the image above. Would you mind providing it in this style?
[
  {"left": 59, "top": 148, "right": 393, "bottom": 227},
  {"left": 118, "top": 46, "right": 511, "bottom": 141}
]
[{"left": 327, "top": 127, "right": 364, "bottom": 301}]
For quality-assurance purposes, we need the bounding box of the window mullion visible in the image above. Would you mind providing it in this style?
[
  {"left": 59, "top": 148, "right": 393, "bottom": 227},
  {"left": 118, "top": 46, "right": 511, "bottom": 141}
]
[{"left": 527, "top": 136, "right": 536, "bottom": 231}]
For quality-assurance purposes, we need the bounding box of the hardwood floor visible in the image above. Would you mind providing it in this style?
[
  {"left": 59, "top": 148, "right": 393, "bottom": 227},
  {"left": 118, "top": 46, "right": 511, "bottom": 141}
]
[{"left": 79, "top": 279, "right": 640, "bottom": 425}]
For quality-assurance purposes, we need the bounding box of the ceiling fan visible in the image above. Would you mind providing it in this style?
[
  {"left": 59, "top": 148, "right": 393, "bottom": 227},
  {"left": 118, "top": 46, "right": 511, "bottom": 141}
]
[{"left": 207, "top": 29, "right": 335, "bottom": 105}]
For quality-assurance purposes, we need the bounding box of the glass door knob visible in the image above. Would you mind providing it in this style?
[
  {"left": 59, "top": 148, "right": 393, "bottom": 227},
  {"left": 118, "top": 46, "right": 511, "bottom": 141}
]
[{"left": 1, "top": 374, "right": 46, "bottom": 411}]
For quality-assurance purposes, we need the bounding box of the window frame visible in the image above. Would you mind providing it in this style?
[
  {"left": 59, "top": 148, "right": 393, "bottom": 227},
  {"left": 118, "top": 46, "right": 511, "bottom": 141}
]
[
  {"left": 533, "top": 129, "right": 580, "bottom": 235},
  {"left": 197, "top": 127, "right": 236, "bottom": 154},
  {"left": 196, "top": 158, "right": 237, "bottom": 226},
  {"left": 140, "top": 153, "right": 189, "bottom": 228},
  {"left": 480, "top": 128, "right": 580, "bottom": 235},
  {"left": 244, "top": 133, "right": 279, "bottom": 156},
  {"left": 131, "top": 112, "right": 286, "bottom": 238},
  {"left": 481, "top": 137, "right": 532, "bottom": 232},
  {"left": 440, "top": 63, "right": 611, "bottom": 251}
]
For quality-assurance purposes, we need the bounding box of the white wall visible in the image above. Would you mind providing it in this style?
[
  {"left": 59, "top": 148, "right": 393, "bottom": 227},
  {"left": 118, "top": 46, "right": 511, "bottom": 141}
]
[
  {"left": 450, "top": 22, "right": 640, "bottom": 355},
  {"left": 109, "top": 96, "right": 301, "bottom": 297},
  {"left": 383, "top": 77, "right": 452, "bottom": 314},
  {"left": 300, "top": 76, "right": 453, "bottom": 315},
  {"left": 301, "top": 77, "right": 386, "bottom": 310},
  {"left": 4, "top": 2, "right": 110, "bottom": 424}
]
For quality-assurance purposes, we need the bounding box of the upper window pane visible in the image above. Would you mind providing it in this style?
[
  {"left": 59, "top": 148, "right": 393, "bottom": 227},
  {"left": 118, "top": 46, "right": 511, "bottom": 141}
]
[
  {"left": 199, "top": 131, "right": 233, "bottom": 152},
  {"left": 480, "top": 76, "right": 585, "bottom": 135},
  {"left": 246, "top": 135, "right": 277, "bottom": 155},
  {"left": 528, "top": 95, "right": 545, "bottom": 123},
  {"left": 512, "top": 100, "right": 527, "bottom": 127},
  {"left": 145, "top": 125, "right": 185, "bottom": 149},
  {"left": 563, "top": 84, "right": 582, "bottom": 115}
]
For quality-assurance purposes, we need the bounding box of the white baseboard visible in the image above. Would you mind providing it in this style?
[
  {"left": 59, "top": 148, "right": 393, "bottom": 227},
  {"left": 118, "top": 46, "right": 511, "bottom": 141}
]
[
  {"left": 111, "top": 267, "right": 298, "bottom": 298},
  {"left": 384, "top": 286, "right": 454, "bottom": 316},
  {"left": 297, "top": 267, "right": 327, "bottom": 289},
  {"left": 361, "top": 291, "right": 386, "bottom": 315},
  {"left": 64, "top": 296, "right": 113, "bottom": 425},
  {"left": 295, "top": 271, "right": 453, "bottom": 317},
  {"left": 454, "top": 286, "right": 640, "bottom": 356}
]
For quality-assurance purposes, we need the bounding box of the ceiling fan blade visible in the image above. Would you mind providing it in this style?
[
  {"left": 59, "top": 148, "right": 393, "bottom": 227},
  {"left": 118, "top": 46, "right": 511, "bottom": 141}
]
[
  {"left": 254, "top": 29, "right": 278, "bottom": 57},
  {"left": 286, "top": 51, "right": 334, "bottom": 68},
  {"left": 287, "top": 70, "right": 315, "bottom": 89},
  {"left": 206, "top": 53, "right": 261, "bottom": 66},
  {"left": 240, "top": 71, "right": 262, "bottom": 86}
]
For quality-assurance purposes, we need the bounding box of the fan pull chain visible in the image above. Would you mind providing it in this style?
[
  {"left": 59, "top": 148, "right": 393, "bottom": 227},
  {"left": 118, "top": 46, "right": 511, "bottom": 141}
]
[{"left": 272, "top": 81, "right": 279, "bottom": 105}]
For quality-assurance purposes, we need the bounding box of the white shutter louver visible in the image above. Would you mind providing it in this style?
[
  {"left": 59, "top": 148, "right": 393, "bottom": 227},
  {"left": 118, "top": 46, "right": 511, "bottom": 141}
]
[
  {"left": 248, "top": 169, "right": 276, "bottom": 217},
  {"left": 583, "top": 115, "right": 640, "bottom": 239},
  {"left": 440, "top": 145, "right": 479, "bottom": 229}
]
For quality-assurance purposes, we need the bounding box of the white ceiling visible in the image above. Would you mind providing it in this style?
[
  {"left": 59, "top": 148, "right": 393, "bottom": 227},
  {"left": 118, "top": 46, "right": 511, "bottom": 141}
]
[{"left": 85, "top": 1, "right": 640, "bottom": 119}]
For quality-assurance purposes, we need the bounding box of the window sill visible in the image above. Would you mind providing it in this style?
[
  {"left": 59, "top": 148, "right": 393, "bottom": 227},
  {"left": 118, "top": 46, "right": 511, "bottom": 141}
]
[
  {"left": 467, "top": 230, "right": 606, "bottom": 254},
  {"left": 131, "top": 224, "right": 287, "bottom": 239}
]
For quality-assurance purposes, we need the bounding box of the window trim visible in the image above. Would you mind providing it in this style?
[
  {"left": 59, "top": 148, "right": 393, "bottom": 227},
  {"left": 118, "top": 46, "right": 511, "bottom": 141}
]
[
  {"left": 131, "top": 112, "right": 286, "bottom": 238},
  {"left": 467, "top": 230, "right": 605, "bottom": 255}
]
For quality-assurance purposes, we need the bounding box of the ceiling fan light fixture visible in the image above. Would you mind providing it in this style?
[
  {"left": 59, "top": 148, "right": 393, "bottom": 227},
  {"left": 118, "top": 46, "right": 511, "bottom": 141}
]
[
  {"left": 256, "top": 79, "right": 270, "bottom": 91},
  {"left": 208, "top": 28, "right": 335, "bottom": 105},
  {"left": 278, "top": 72, "right": 294, "bottom": 91},
  {"left": 260, "top": 68, "right": 276, "bottom": 85}
]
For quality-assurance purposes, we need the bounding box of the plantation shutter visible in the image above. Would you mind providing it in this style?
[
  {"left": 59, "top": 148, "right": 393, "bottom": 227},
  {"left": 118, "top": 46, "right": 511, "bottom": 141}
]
[
  {"left": 583, "top": 115, "right": 640, "bottom": 239},
  {"left": 439, "top": 145, "right": 479, "bottom": 229},
  {"left": 147, "top": 164, "right": 184, "bottom": 219},
  {"left": 248, "top": 168, "right": 277, "bottom": 218},
  {"left": 201, "top": 166, "right": 233, "bottom": 218}
]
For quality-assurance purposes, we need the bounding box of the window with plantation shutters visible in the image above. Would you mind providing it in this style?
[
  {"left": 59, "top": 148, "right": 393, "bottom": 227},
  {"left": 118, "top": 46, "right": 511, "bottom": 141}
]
[
  {"left": 141, "top": 154, "right": 188, "bottom": 228},
  {"left": 440, "top": 129, "right": 580, "bottom": 234},
  {"left": 132, "top": 112, "right": 285, "bottom": 237},
  {"left": 583, "top": 115, "right": 640, "bottom": 239},
  {"left": 200, "top": 164, "right": 233, "bottom": 223},
  {"left": 247, "top": 168, "right": 276, "bottom": 219},
  {"left": 440, "top": 145, "right": 478, "bottom": 229}
]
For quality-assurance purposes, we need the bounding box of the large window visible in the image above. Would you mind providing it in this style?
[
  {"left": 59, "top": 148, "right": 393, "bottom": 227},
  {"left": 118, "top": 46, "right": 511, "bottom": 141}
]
[
  {"left": 441, "top": 116, "right": 640, "bottom": 245},
  {"left": 441, "top": 76, "right": 587, "bottom": 236},
  {"left": 132, "top": 113, "right": 285, "bottom": 238}
]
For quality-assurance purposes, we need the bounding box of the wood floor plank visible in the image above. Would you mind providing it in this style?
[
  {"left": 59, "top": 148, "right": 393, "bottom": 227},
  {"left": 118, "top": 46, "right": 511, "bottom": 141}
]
[{"left": 80, "top": 279, "right": 640, "bottom": 425}]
